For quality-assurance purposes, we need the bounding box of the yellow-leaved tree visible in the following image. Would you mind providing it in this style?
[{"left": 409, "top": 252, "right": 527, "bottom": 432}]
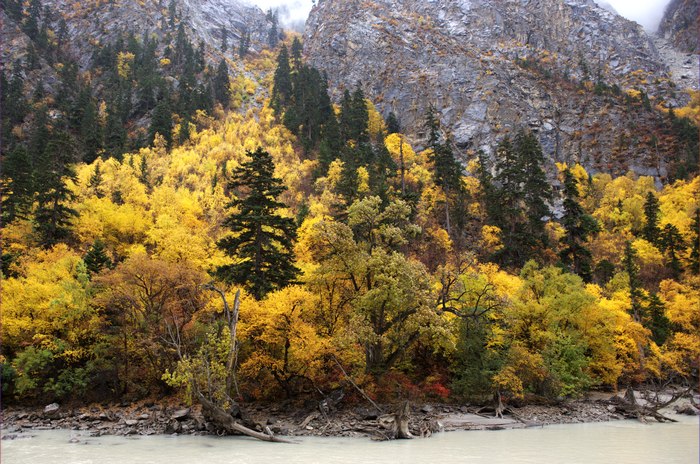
[
  {"left": 2, "top": 245, "right": 104, "bottom": 400},
  {"left": 237, "top": 286, "right": 332, "bottom": 398}
]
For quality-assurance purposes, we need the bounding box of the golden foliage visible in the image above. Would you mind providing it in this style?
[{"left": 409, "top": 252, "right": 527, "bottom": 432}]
[{"left": 117, "top": 52, "right": 135, "bottom": 79}]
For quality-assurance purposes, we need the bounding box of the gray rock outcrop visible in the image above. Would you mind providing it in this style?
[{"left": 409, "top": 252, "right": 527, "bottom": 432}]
[
  {"left": 2, "top": 0, "right": 272, "bottom": 73},
  {"left": 304, "top": 0, "right": 681, "bottom": 178},
  {"left": 658, "top": 0, "right": 699, "bottom": 54}
]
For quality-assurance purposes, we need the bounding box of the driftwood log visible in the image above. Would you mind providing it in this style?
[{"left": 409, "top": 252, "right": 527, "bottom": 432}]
[
  {"left": 192, "top": 286, "right": 292, "bottom": 443},
  {"left": 606, "top": 386, "right": 696, "bottom": 423},
  {"left": 197, "top": 393, "right": 293, "bottom": 443}
]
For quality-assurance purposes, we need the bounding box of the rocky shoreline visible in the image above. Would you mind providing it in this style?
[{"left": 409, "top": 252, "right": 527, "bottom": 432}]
[{"left": 4, "top": 391, "right": 696, "bottom": 442}]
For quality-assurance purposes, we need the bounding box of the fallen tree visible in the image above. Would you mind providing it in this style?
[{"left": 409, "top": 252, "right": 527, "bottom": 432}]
[
  {"left": 606, "top": 384, "right": 695, "bottom": 423},
  {"left": 197, "top": 392, "right": 292, "bottom": 443},
  {"left": 165, "top": 285, "right": 292, "bottom": 443}
]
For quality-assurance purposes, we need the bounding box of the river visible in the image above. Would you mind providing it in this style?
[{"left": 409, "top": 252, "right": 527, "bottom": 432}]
[{"left": 2, "top": 415, "right": 698, "bottom": 464}]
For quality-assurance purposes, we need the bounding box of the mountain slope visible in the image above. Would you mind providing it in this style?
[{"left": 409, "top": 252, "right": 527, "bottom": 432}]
[
  {"left": 304, "top": 0, "right": 686, "bottom": 178},
  {"left": 658, "top": 0, "right": 699, "bottom": 54},
  {"left": 1, "top": 0, "right": 272, "bottom": 70},
  {"left": 0, "top": 0, "right": 282, "bottom": 162}
]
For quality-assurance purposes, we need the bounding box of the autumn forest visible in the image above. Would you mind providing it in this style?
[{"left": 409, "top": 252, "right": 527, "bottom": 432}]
[{"left": 1, "top": 0, "right": 699, "bottom": 414}]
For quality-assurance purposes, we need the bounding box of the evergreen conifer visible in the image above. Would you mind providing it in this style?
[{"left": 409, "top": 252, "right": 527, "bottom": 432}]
[
  {"left": 559, "top": 168, "right": 599, "bottom": 281},
  {"left": 659, "top": 223, "right": 684, "bottom": 279},
  {"left": 215, "top": 148, "right": 299, "bottom": 300},
  {"left": 271, "top": 46, "right": 292, "bottom": 113},
  {"left": 689, "top": 209, "right": 699, "bottom": 274},
  {"left": 213, "top": 59, "right": 231, "bottom": 108},
  {"left": 642, "top": 191, "right": 661, "bottom": 245},
  {"left": 84, "top": 239, "right": 113, "bottom": 276}
]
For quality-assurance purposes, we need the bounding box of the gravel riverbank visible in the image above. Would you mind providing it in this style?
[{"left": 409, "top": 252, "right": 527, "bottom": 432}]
[{"left": 2, "top": 391, "right": 697, "bottom": 441}]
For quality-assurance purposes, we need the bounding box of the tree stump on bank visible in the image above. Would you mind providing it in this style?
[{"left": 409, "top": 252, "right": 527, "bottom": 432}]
[
  {"left": 607, "top": 386, "right": 689, "bottom": 423},
  {"left": 394, "top": 401, "right": 413, "bottom": 439}
]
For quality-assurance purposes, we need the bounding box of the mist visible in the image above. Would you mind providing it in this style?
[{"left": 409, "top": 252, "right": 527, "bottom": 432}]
[
  {"left": 604, "top": 0, "right": 672, "bottom": 31},
  {"left": 247, "top": 0, "right": 314, "bottom": 31}
]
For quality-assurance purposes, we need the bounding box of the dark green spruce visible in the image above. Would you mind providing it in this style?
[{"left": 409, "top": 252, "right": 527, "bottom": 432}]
[
  {"left": 482, "top": 130, "right": 552, "bottom": 268},
  {"left": 642, "top": 191, "right": 661, "bottom": 245},
  {"left": 559, "top": 168, "right": 599, "bottom": 282},
  {"left": 213, "top": 59, "right": 231, "bottom": 108},
  {"left": 33, "top": 128, "right": 78, "bottom": 247},
  {"left": 271, "top": 45, "right": 293, "bottom": 114},
  {"left": 84, "top": 239, "right": 113, "bottom": 277},
  {"left": 215, "top": 147, "right": 299, "bottom": 300},
  {"left": 424, "top": 105, "right": 463, "bottom": 234},
  {"left": 623, "top": 241, "right": 644, "bottom": 323},
  {"left": 690, "top": 209, "right": 700, "bottom": 275},
  {"left": 659, "top": 223, "right": 684, "bottom": 279}
]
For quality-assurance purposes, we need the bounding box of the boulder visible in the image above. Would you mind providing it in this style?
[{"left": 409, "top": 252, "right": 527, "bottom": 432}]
[
  {"left": 675, "top": 404, "right": 699, "bottom": 416},
  {"left": 43, "top": 403, "right": 60, "bottom": 418},
  {"left": 354, "top": 407, "right": 379, "bottom": 421},
  {"left": 171, "top": 408, "right": 191, "bottom": 421}
]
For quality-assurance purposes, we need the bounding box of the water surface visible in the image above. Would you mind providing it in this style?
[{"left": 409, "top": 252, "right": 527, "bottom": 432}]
[{"left": 2, "top": 415, "right": 698, "bottom": 464}]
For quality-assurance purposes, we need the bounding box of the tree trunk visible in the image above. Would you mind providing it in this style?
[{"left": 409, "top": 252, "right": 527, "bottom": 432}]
[
  {"left": 494, "top": 390, "right": 505, "bottom": 419},
  {"left": 608, "top": 386, "right": 681, "bottom": 423},
  {"left": 225, "top": 290, "right": 241, "bottom": 397},
  {"left": 196, "top": 285, "right": 292, "bottom": 443},
  {"left": 394, "top": 401, "right": 413, "bottom": 439},
  {"left": 332, "top": 356, "right": 383, "bottom": 414},
  {"left": 205, "top": 285, "right": 241, "bottom": 398},
  {"left": 197, "top": 392, "right": 293, "bottom": 443}
]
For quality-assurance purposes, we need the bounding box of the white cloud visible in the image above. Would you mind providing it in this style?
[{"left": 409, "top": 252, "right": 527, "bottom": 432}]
[
  {"left": 247, "top": 0, "right": 314, "bottom": 27},
  {"left": 605, "top": 0, "right": 671, "bottom": 31}
]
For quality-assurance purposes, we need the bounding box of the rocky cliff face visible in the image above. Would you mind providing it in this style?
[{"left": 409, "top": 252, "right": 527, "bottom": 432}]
[
  {"left": 304, "top": 0, "right": 681, "bottom": 177},
  {"left": 1, "top": 0, "right": 271, "bottom": 73},
  {"left": 1, "top": 0, "right": 278, "bottom": 159},
  {"left": 658, "top": 0, "right": 699, "bottom": 54}
]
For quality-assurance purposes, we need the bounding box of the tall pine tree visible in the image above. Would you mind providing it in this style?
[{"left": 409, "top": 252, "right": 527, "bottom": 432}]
[
  {"left": 659, "top": 223, "right": 684, "bottom": 279},
  {"left": 424, "top": 105, "right": 463, "bottom": 234},
  {"left": 213, "top": 59, "right": 231, "bottom": 108},
  {"left": 488, "top": 136, "right": 528, "bottom": 266},
  {"left": 290, "top": 37, "right": 303, "bottom": 70},
  {"left": 689, "top": 208, "right": 700, "bottom": 274},
  {"left": 149, "top": 93, "right": 173, "bottom": 148},
  {"left": 267, "top": 9, "right": 279, "bottom": 48},
  {"left": 484, "top": 130, "right": 552, "bottom": 267},
  {"left": 559, "top": 168, "right": 599, "bottom": 281},
  {"left": 642, "top": 191, "right": 661, "bottom": 245},
  {"left": 215, "top": 148, "right": 299, "bottom": 300},
  {"left": 33, "top": 130, "right": 78, "bottom": 247},
  {"left": 623, "top": 241, "right": 644, "bottom": 323},
  {"left": 271, "top": 45, "right": 292, "bottom": 114},
  {"left": 84, "top": 239, "right": 113, "bottom": 277},
  {"left": 1, "top": 145, "right": 34, "bottom": 221},
  {"left": 238, "top": 28, "right": 251, "bottom": 58},
  {"left": 516, "top": 129, "right": 552, "bottom": 247},
  {"left": 80, "top": 97, "right": 103, "bottom": 163}
]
